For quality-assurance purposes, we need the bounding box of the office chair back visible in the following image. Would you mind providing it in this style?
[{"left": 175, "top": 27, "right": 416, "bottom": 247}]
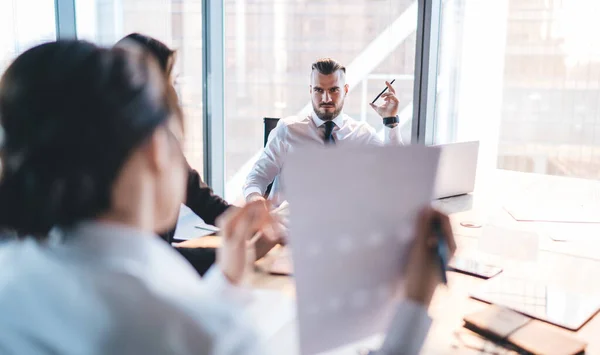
[
  {"left": 263, "top": 117, "right": 280, "bottom": 147},
  {"left": 263, "top": 117, "right": 280, "bottom": 197}
]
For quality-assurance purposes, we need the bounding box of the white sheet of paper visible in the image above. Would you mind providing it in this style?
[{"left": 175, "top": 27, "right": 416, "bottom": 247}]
[
  {"left": 503, "top": 175, "right": 600, "bottom": 223},
  {"left": 537, "top": 222, "right": 600, "bottom": 242},
  {"left": 283, "top": 145, "right": 441, "bottom": 355},
  {"left": 172, "top": 204, "right": 219, "bottom": 241}
]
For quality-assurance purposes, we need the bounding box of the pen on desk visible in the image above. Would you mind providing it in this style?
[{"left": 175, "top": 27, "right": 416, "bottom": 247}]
[
  {"left": 194, "top": 225, "right": 219, "bottom": 233},
  {"left": 432, "top": 217, "right": 449, "bottom": 285},
  {"left": 371, "top": 79, "right": 396, "bottom": 104}
]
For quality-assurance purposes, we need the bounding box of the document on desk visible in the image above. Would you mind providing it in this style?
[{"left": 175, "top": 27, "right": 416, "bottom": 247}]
[
  {"left": 173, "top": 204, "right": 218, "bottom": 241},
  {"left": 283, "top": 145, "right": 441, "bottom": 355},
  {"left": 503, "top": 175, "right": 600, "bottom": 223}
]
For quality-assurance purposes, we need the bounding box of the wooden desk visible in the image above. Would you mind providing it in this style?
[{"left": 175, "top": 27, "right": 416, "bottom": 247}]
[
  {"left": 181, "top": 169, "right": 600, "bottom": 354},
  {"left": 426, "top": 170, "right": 600, "bottom": 354}
]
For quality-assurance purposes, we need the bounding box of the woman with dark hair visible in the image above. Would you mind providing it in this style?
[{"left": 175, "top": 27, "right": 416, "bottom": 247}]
[
  {"left": 115, "top": 33, "right": 279, "bottom": 276},
  {"left": 116, "top": 34, "right": 232, "bottom": 232},
  {"left": 118, "top": 33, "right": 177, "bottom": 77},
  {"left": 0, "top": 40, "right": 279, "bottom": 354},
  {"left": 0, "top": 39, "right": 456, "bottom": 355}
]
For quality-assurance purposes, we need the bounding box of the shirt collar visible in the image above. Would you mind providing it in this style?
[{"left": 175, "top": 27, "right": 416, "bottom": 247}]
[{"left": 311, "top": 109, "right": 345, "bottom": 128}]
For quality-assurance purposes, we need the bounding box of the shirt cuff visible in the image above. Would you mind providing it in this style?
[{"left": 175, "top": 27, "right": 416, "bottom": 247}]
[
  {"left": 384, "top": 125, "right": 403, "bottom": 145},
  {"left": 203, "top": 265, "right": 253, "bottom": 306},
  {"left": 376, "top": 299, "right": 432, "bottom": 355},
  {"left": 243, "top": 186, "right": 264, "bottom": 200}
]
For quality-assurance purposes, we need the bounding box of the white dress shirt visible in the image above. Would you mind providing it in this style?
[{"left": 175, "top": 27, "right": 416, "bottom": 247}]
[
  {"left": 0, "top": 221, "right": 430, "bottom": 355},
  {"left": 0, "top": 222, "right": 262, "bottom": 355},
  {"left": 244, "top": 111, "right": 403, "bottom": 204}
]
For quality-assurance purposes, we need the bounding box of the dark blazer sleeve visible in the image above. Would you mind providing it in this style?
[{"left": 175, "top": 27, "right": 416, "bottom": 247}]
[
  {"left": 173, "top": 246, "right": 217, "bottom": 276},
  {"left": 159, "top": 166, "right": 231, "bottom": 243},
  {"left": 184, "top": 166, "right": 230, "bottom": 226},
  {"left": 159, "top": 166, "right": 233, "bottom": 276}
]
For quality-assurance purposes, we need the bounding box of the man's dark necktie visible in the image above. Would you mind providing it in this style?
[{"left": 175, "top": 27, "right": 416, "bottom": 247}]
[{"left": 324, "top": 120, "right": 336, "bottom": 144}]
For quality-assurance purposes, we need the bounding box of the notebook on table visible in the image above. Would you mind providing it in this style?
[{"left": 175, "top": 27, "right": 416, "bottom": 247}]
[
  {"left": 470, "top": 275, "right": 600, "bottom": 331},
  {"left": 463, "top": 305, "right": 587, "bottom": 355}
]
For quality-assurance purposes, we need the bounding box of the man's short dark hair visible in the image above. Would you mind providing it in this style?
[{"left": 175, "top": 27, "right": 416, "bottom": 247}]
[{"left": 311, "top": 58, "right": 346, "bottom": 76}]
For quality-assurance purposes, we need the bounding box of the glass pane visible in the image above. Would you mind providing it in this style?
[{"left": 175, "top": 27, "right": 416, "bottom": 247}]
[
  {"left": 0, "top": 0, "right": 56, "bottom": 75},
  {"left": 224, "top": 0, "right": 417, "bottom": 200},
  {"left": 76, "top": 0, "right": 204, "bottom": 174},
  {"left": 435, "top": 0, "right": 600, "bottom": 179}
]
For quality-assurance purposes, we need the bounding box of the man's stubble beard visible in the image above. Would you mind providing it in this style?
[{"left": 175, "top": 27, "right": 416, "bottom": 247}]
[{"left": 313, "top": 98, "right": 345, "bottom": 121}]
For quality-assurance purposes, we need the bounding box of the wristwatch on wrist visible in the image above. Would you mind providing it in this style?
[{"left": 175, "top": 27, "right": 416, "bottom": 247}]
[{"left": 383, "top": 115, "right": 399, "bottom": 128}]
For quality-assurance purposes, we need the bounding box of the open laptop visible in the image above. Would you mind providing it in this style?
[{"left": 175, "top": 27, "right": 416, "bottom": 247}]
[{"left": 433, "top": 141, "right": 479, "bottom": 199}]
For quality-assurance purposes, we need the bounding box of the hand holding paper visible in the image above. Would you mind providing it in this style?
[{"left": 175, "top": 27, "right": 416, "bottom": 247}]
[
  {"left": 284, "top": 144, "right": 441, "bottom": 354},
  {"left": 404, "top": 208, "right": 456, "bottom": 306}
]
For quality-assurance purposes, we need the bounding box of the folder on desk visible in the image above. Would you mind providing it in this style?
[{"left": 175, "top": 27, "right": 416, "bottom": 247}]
[{"left": 463, "top": 305, "right": 587, "bottom": 355}]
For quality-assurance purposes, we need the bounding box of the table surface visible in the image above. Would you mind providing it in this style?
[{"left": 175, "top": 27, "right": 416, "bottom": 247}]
[{"left": 179, "top": 169, "right": 600, "bottom": 354}]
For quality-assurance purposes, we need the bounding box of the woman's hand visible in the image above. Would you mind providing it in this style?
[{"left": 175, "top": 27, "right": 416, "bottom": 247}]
[
  {"left": 404, "top": 208, "right": 456, "bottom": 306},
  {"left": 216, "top": 200, "right": 281, "bottom": 284}
]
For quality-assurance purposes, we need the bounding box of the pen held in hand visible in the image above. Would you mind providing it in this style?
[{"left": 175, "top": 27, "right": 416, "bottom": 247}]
[
  {"left": 248, "top": 231, "right": 262, "bottom": 246},
  {"left": 433, "top": 218, "right": 449, "bottom": 285},
  {"left": 371, "top": 79, "right": 396, "bottom": 104}
]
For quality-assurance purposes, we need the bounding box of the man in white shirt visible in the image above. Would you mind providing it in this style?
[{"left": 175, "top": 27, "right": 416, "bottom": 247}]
[{"left": 244, "top": 58, "right": 403, "bottom": 204}]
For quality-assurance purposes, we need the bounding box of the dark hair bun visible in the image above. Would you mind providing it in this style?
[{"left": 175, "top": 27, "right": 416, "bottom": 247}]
[{"left": 0, "top": 40, "right": 171, "bottom": 237}]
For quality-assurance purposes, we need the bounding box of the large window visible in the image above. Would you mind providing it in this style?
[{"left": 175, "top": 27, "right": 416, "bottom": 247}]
[
  {"left": 434, "top": 0, "right": 600, "bottom": 179},
  {"left": 6, "top": 0, "right": 597, "bottom": 192},
  {"left": 223, "top": 0, "right": 418, "bottom": 200},
  {"left": 0, "top": 0, "right": 56, "bottom": 75},
  {"left": 75, "top": 0, "right": 204, "bottom": 174}
]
